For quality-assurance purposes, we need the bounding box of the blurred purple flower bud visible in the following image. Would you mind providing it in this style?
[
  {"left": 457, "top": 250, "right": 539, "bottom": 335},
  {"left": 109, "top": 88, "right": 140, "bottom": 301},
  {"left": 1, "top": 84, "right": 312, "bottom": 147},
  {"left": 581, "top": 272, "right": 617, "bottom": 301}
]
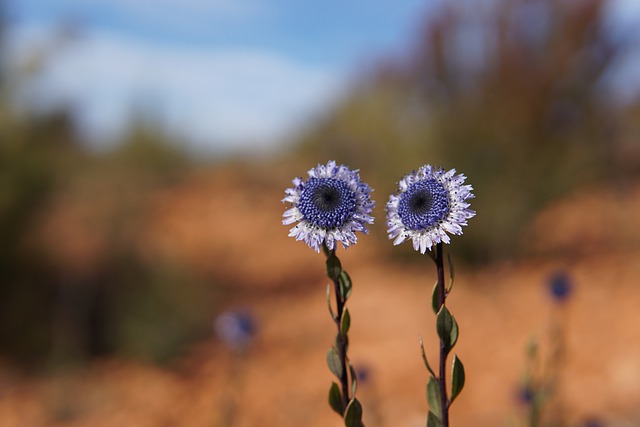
[
  {"left": 355, "top": 365, "right": 371, "bottom": 384},
  {"left": 214, "top": 310, "right": 257, "bottom": 350},
  {"left": 516, "top": 385, "right": 534, "bottom": 405},
  {"left": 548, "top": 271, "right": 572, "bottom": 302},
  {"left": 582, "top": 418, "right": 604, "bottom": 427}
]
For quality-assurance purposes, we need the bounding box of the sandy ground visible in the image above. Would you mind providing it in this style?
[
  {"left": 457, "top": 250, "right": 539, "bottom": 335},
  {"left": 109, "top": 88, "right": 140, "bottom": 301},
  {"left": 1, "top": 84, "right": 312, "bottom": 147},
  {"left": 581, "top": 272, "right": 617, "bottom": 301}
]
[{"left": 1, "top": 169, "right": 639, "bottom": 427}]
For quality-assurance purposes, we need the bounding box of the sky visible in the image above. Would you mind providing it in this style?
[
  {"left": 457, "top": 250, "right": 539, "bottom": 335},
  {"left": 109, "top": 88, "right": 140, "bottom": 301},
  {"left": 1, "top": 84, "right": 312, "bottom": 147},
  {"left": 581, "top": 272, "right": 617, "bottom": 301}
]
[
  {"left": 4, "top": 0, "right": 432, "bottom": 154},
  {"left": 4, "top": 0, "right": 640, "bottom": 155}
]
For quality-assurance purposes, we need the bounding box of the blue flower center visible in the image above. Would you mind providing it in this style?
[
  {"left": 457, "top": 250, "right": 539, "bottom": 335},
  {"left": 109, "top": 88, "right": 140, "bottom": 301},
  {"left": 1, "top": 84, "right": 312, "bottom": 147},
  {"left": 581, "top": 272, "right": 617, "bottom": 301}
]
[
  {"left": 398, "top": 179, "right": 450, "bottom": 230},
  {"left": 298, "top": 177, "right": 356, "bottom": 229}
]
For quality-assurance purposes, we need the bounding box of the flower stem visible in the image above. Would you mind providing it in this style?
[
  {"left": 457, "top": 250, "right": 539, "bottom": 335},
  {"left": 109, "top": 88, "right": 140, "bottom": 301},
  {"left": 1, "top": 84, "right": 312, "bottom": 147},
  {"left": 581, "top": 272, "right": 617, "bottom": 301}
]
[
  {"left": 435, "top": 242, "right": 450, "bottom": 427},
  {"left": 333, "top": 264, "right": 349, "bottom": 411},
  {"left": 328, "top": 248, "right": 350, "bottom": 412}
]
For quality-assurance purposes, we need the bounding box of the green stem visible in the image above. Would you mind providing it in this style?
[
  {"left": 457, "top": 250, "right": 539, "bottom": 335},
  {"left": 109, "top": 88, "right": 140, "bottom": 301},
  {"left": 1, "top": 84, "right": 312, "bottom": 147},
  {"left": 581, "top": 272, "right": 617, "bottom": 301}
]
[
  {"left": 328, "top": 248, "right": 350, "bottom": 412},
  {"left": 435, "top": 243, "right": 450, "bottom": 427}
]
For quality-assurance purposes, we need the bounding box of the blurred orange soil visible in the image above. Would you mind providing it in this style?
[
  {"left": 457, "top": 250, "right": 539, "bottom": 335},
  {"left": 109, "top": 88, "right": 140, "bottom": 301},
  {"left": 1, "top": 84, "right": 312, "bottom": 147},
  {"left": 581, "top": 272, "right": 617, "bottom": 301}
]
[{"left": 1, "top": 169, "right": 640, "bottom": 427}]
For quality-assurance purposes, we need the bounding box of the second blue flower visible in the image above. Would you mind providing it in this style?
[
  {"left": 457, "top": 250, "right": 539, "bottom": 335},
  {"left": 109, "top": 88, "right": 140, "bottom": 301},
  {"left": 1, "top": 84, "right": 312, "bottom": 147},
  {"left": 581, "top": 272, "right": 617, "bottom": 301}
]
[{"left": 386, "top": 165, "right": 475, "bottom": 253}]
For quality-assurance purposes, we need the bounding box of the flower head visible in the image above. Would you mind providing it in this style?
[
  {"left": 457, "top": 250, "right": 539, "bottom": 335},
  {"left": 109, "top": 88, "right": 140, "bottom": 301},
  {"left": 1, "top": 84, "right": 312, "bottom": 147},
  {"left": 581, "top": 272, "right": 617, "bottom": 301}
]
[
  {"left": 386, "top": 165, "right": 475, "bottom": 253},
  {"left": 283, "top": 161, "right": 375, "bottom": 252}
]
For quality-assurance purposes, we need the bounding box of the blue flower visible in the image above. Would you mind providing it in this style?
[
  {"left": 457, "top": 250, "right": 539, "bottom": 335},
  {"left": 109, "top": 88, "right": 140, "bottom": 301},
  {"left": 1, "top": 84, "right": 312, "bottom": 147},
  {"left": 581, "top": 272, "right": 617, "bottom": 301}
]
[
  {"left": 283, "top": 161, "right": 375, "bottom": 252},
  {"left": 516, "top": 385, "right": 535, "bottom": 405},
  {"left": 386, "top": 165, "right": 475, "bottom": 253},
  {"left": 548, "top": 271, "right": 573, "bottom": 302},
  {"left": 214, "top": 310, "right": 257, "bottom": 349},
  {"left": 355, "top": 365, "right": 372, "bottom": 384}
]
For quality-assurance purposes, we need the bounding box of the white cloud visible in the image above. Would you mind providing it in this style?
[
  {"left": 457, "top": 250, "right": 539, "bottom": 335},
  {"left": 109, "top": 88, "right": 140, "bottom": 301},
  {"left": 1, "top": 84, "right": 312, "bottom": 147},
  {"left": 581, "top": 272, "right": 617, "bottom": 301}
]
[
  {"left": 8, "top": 24, "right": 344, "bottom": 153},
  {"left": 607, "top": 0, "right": 640, "bottom": 27}
]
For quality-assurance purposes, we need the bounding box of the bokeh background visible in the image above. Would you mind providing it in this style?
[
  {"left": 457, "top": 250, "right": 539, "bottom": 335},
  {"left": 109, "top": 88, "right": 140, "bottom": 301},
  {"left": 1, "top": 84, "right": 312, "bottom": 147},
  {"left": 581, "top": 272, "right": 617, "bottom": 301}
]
[{"left": 1, "top": 0, "right": 639, "bottom": 426}]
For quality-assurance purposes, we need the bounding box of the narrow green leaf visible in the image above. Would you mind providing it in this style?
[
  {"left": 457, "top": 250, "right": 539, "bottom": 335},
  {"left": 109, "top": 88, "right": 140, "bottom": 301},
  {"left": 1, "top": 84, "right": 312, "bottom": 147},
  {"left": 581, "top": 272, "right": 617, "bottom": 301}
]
[
  {"left": 431, "top": 281, "right": 441, "bottom": 314},
  {"left": 426, "top": 411, "right": 443, "bottom": 427},
  {"left": 344, "top": 397, "right": 364, "bottom": 427},
  {"left": 327, "top": 347, "right": 343, "bottom": 379},
  {"left": 339, "top": 270, "right": 352, "bottom": 301},
  {"left": 450, "top": 354, "right": 466, "bottom": 403},
  {"left": 419, "top": 336, "right": 436, "bottom": 378},
  {"left": 349, "top": 362, "right": 358, "bottom": 396},
  {"left": 447, "top": 253, "right": 455, "bottom": 293},
  {"left": 322, "top": 243, "right": 331, "bottom": 257},
  {"left": 450, "top": 315, "right": 459, "bottom": 349},
  {"left": 334, "top": 330, "right": 350, "bottom": 349},
  {"left": 426, "top": 377, "right": 442, "bottom": 418},
  {"left": 326, "top": 252, "right": 342, "bottom": 281},
  {"left": 328, "top": 382, "right": 344, "bottom": 415},
  {"left": 335, "top": 333, "right": 349, "bottom": 350},
  {"left": 436, "top": 306, "right": 452, "bottom": 348},
  {"left": 341, "top": 308, "right": 351, "bottom": 336},
  {"left": 436, "top": 306, "right": 458, "bottom": 353},
  {"left": 327, "top": 283, "right": 336, "bottom": 320}
]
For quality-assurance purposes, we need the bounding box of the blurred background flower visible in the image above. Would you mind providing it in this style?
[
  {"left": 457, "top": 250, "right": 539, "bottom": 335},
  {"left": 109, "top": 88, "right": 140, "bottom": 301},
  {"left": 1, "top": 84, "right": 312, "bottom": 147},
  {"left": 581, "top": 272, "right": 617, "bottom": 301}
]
[
  {"left": 548, "top": 271, "right": 573, "bottom": 303},
  {"left": 214, "top": 310, "right": 257, "bottom": 351}
]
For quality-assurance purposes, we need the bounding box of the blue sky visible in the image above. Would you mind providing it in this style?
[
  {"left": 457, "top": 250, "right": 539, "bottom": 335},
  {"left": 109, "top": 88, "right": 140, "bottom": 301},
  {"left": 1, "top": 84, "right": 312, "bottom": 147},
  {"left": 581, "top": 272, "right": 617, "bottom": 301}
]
[
  {"left": 5, "top": 0, "right": 432, "bottom": 154},
  {"left": 5, "top": 0, "right": 640, "bottom": 155}
]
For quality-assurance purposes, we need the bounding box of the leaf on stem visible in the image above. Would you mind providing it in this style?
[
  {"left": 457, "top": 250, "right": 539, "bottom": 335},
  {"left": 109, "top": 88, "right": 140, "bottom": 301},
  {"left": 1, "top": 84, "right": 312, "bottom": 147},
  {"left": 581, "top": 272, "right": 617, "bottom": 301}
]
[
  {"left": 426, "top": 376, "right": 442, "bottom": 418},
  {"left": 344, "top": 397, "right": 365, "bottom": 427},
  {"left": 339, "top": 271, "right": 352, "bottom": 301},
  {"left": 326, "top": 252, "right": 342, "bottom": 281},
  {"left": 328, "top": 382, "right": 344, "bottom": 415},
  {"left": 349, "top": 362, "right": 358, "bottom": 396},
  {"left": 447, "top": 253, "right": 455, "bottom": 293},
  {"left": 419, "top": 336, "right": 437, "bottom": 378},
  {"left": 450, "top": 354, "right": 465, "bottom": 404},
  {"left": 341, "top": 308, "right": 351, "bottom": 336},
  {"left": 436, "top": 305, "right": 458, "bottom": 354},
  {"left": 327, "top": 347, "right": 343, "bottom": 379},
  {"left": 326, "top": 283, "right": 337, "bottom": 321},
  {"left": 334, "top": 333, "right": 349, "bottom": 350},
  {"left": 431, "top": 281, "right": 441, "bottom": 314},
  {"left": 322, "top": 243, "right": 331, "bottom": 257},
  {"left": 427, "top": 411, "right": 443, "bottom": 427}
]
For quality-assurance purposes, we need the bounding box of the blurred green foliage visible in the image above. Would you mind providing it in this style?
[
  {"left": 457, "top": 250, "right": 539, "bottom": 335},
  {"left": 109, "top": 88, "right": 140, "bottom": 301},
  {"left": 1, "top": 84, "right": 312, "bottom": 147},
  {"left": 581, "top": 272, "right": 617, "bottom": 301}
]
[
  {"left": 296, "top": 0, "right": 640, "bottom": 262},
  {"left": 0, "top": 51, "right": 218, "bottom": 367},
  {"left": 0, "top": 106, "right": 73, "bottom": 363}
]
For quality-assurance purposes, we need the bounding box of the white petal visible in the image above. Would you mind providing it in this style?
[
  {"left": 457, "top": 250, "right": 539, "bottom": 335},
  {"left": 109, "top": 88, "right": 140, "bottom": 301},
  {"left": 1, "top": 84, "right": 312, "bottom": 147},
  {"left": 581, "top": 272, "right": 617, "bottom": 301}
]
[
  {"left": 282, "top": 194, "right": 298, "bottom": 203},
  {"left": 283, "top": 207, "right": 299, "bottom": 217},
  {"left": 442, "top": 221, "right": 462, "bottom": 235},
  {"left": 288, "top": 226, "right": 301, "bottom": 238},
  {"left": 283, "top": 216, "right": 298, "bottom": 225},
  {"left": 394, "top": 234, "right": 406, "bottom": 245},
  {"left": 419, "top": 236, "right": 428, "bottom": 254}
]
